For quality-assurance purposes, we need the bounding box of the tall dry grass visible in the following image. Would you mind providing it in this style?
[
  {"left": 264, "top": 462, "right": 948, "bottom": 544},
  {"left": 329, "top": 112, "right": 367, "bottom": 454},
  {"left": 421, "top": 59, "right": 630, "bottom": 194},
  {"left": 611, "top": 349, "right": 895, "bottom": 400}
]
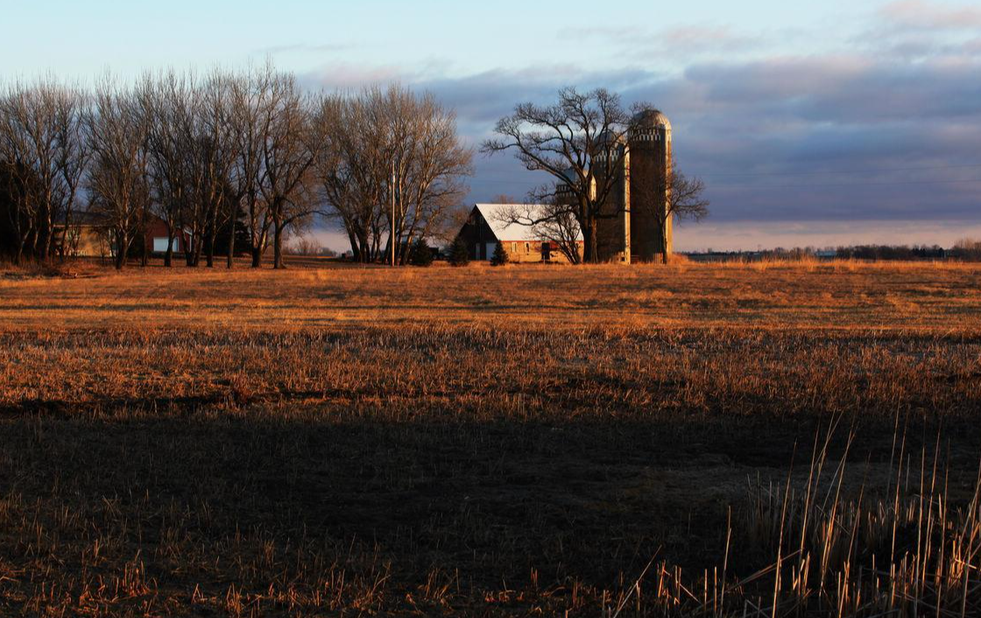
[{"left": 624, "top": 419, "right": 981, "bottom": 617}]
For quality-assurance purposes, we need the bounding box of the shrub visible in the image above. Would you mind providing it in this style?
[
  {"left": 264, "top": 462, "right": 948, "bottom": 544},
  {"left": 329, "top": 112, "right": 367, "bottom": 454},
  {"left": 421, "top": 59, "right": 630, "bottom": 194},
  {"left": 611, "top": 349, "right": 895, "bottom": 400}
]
[
  {"left": 409, "top": 238, "right": 434, "bottom": 267},
  {"left": 490, "top": 241, "right": 509, "bottom": 266},
  {"left": 448, "top": 237, "right": 469, "bottom": 267}
]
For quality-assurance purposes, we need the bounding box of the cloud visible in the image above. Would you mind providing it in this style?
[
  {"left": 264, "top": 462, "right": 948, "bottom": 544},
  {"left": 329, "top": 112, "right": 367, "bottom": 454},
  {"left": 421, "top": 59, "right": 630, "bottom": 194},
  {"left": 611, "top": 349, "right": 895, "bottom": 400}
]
[
  {"left": 301, "top": 62, "right": 407, "bottom": 90},
  {"left": 295, "top": 5, "right": 981, "bottom": 248},
  {"left": 621, "top": 54, "right": 981, "bottom": 224},
  {"left": 669, "top": 54, "right": 981, "bottom": 126},
  {"left": 300, "top": 52, "right": 981, "bottom": 228},
  {"left": 558, "top": 24, "right": 760, "bottom": 60},
  {"left": 878, "top": 0, "right": 981, "bottom": 31},
  {"left": 301, "top": 62, "right": 661, "bottom": 138},
  {"left": 659, "top": 25, "right": 760, "bottom": 52},
  {"left": 860, "top": 1, "right": 981, "bottom": 61}
]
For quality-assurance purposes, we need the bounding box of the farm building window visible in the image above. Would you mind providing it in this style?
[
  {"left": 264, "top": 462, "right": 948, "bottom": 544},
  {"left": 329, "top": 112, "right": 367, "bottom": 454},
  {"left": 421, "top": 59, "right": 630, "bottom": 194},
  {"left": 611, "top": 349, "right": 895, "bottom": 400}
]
[
  {"left": 525, "top": 242, "right": 530, "bottom": 253},
  {"left": 152, "top": 237, "right": 179, "bottom": 253},
  {"left": 511, "top": 242, "right": 517, "bottom": 253}
]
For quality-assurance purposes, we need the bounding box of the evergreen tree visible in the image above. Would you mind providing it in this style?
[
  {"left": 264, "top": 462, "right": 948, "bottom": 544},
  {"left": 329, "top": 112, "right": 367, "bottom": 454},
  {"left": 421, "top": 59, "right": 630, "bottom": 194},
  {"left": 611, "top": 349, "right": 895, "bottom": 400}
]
[
  {"left": 448, "top": 237, "right": 469, "bottom": 267},
  {"left": 409, "top": 237, "right": 434, "bottom": 267},
  {"left": 491, "top": 241, "right": 509, "bottom": 266}
]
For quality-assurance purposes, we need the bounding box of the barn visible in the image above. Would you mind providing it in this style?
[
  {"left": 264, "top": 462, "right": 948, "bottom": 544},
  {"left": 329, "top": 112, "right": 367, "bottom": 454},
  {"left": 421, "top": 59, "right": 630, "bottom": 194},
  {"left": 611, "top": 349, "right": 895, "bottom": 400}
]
[
  {"left": 454, "top": 203, "right": 583, "bottom": 263},
  {"left": 59, "top": 212, "right": 193, "bottom": 259}
]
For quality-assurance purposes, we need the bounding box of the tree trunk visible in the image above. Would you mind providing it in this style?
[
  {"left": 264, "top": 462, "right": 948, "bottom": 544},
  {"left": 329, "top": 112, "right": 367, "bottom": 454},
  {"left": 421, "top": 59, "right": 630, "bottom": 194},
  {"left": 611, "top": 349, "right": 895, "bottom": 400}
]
[
  {"left": 38, "top": 226, "right": 50, "bottom": 262},
  {"left": 206, "top": 206, "right": 219, "bottom": 268},
  {"left": 138, "top": 209, "right": 148, "bottom": 268},
  {"left": 184, "top": 228, "right": 197, "bottom": 267},
  {"left": 582, "top": 219, "right": 598, "bottom": 264},
  {"left": 358, "top": 232, "right": 371, "bottom": 263},
  {"left": 273, "top": 219, "right": 284, "bottom": 269},
  {"left": 347, "top": 230, "right": 360, "bottom": 262},
  {"left": 164, "top": 225, "right": 174, "bottom": 267},
  {"left": 59, "top": 208, "right": 72, "bottom": 260},
  {"left": 206, "top": 231, "right": 215, "bottom": 268},
  {"left": 400, "top": 230, "right": 415, "bottom": 266},
  {"left": 10, "top": 201, "right": 23, "bottom": 264},
  {"left": 227, "top": 204, "right": 238, "bottom": 269},
  {"left": 115, "top": 231, "right": 127, "bottom": 270},
  {"left": 251, "top": 245, "right": 262, "bottom": 268},
  {"left": 192, "top": 230, "right": 204, "bottom": 267}
]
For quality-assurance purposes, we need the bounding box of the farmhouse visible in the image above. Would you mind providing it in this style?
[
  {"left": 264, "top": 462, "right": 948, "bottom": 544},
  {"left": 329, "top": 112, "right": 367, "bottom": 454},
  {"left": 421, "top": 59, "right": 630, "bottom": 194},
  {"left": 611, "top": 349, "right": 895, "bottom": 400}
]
[{"left": 455, "top": 203, "right": 584, "bottom": 263}]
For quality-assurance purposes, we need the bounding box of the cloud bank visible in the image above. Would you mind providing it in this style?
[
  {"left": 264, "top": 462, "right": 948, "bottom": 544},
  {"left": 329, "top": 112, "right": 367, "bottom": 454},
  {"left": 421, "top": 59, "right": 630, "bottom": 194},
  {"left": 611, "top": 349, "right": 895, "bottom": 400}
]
[{"left": 299, "top": 1, "right": 981, "bottom": 250}]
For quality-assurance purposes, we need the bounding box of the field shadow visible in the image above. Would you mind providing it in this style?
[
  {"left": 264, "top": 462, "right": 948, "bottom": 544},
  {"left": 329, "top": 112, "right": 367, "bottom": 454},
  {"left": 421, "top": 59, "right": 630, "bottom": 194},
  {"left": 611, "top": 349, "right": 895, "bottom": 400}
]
[{"left": 2, "top": 406, "right": 973, "bottom": 592}]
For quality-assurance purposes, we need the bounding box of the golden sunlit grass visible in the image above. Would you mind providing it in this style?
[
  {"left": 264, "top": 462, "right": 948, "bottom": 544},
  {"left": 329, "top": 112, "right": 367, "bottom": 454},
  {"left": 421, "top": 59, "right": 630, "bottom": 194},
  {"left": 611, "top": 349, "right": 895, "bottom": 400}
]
[
  {"left": 2, "top": 259, "right": 980, "bottom": 332},
  {"left": 1, "top": 259, "right": 980, "bottom": 616}
]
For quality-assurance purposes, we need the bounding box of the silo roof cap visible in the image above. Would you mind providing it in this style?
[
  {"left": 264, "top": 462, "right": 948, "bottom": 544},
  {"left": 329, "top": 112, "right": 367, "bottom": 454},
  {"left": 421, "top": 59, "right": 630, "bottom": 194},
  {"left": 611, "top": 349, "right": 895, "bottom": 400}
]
[{"left": 632, "top": 109, "right": 671, "bottom": 131}]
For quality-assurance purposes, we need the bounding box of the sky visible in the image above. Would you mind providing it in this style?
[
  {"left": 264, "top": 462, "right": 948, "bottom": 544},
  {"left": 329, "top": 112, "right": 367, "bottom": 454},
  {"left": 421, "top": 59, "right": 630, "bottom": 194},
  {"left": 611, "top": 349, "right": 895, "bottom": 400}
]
[{"left": 4, "top": 0, "right": 981, "bottom": 251}]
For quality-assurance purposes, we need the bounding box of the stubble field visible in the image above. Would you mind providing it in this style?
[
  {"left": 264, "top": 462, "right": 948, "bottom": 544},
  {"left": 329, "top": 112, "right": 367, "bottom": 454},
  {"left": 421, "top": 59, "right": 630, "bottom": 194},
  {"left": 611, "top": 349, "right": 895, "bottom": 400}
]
[{"left": 1, "top": 259, "right": 981, "bottom": 616}]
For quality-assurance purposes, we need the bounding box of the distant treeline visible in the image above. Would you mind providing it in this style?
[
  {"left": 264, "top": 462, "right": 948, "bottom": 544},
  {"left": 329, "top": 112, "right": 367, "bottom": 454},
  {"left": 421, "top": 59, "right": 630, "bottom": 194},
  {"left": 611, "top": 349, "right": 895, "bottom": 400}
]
[
  {"left": 948, "top": 239, "right": 981, "bottom": 261},
  {"left": 834, "top": 244, "right": 946, "bottom": 260},
  {"left": 688, "top": 240, "right": 981, "bottom": 262}
]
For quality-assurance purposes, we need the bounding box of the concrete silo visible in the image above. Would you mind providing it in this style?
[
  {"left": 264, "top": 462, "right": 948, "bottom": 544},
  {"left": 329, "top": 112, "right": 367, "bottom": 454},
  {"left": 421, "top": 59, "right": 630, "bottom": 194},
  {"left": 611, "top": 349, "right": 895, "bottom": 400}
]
[{"left": 628, "top": 109, "right": 672, "bottom": 262}]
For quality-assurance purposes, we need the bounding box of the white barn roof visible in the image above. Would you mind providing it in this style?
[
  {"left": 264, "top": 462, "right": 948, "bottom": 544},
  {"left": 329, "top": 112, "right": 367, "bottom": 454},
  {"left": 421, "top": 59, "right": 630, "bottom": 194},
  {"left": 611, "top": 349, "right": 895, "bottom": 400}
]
[{"left": 474, "top": 203, "right": 583, "bottom": 242}]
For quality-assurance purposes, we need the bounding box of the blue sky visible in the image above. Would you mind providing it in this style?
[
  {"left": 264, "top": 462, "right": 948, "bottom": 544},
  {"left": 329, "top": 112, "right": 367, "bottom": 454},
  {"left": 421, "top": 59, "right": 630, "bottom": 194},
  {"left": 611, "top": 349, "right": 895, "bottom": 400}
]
[
  {"left": 3, "top": 1, "right": 861, "bottom": 75},
  {"left": 5, "top": 0, "right": 981, "bottom": 250}
]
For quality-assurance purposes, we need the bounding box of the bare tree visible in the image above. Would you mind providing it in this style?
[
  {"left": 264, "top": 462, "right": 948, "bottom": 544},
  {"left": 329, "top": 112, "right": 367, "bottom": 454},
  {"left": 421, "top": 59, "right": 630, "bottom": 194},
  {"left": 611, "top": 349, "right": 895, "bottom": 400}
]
[
  {"left": 0, "top": 78, "right": 89, "bottom": 263},
  {"left": 314, "top": 85, "right": 472, "bottom": 265},
  {"left": 52, "top": 85, "right": 90, "bottom": 260},
  {"left": 138, "top": 70, "right": 196, "bottom": 267},
  {"left": 137, "top": 70, "right": 242, "bottom": 268},
  {"left": 385, "top": 86, "right": 473, "bottom": 264},
  {"left": 0, "top": 160, "right": 39, "bottom": 262},
  {"left": 2, "top": 69, "right": 472, "bottom": 271},
  {"left": 312, "top": 92, "right": 382, "bottom": 263},
  {"left": 258, "top": 71, "right": 318, "bottom": 270},
  {"left": 482, "top": 87, "right": 642, "bottom": 264},
  {"left": 196, "top": 71, "right": 239, "bottom": 268},
  {"left": 227, "top": 65, "right": 275, "bottom": 268},
  {"left": 85, "top": 78, "right": 150, "bottom": 270}
]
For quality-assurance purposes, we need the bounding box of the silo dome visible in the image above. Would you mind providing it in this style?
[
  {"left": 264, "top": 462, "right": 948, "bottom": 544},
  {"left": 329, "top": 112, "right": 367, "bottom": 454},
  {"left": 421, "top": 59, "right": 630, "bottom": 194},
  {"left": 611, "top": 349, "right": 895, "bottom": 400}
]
[
  {"left": 596, "top": 129, "right": 626, "bottom": 145},
  {"left": 632, "top": 109, "right": 671, "bottom": 131}
]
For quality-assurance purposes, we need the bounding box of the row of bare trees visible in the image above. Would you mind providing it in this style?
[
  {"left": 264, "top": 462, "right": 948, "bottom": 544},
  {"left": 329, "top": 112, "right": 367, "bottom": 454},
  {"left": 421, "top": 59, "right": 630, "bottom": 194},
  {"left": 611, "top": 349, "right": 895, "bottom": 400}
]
[
  {"left": 1, "top": 66, "right": 474, "bottom": 268},
  {"left": 3, "top": 78, "right": 703, "bottom": 268}
]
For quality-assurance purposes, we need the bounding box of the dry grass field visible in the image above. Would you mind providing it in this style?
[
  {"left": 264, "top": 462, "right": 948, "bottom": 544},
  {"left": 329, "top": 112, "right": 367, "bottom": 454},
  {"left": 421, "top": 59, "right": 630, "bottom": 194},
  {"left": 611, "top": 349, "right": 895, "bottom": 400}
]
[{"left": 1, "top": 259, "right": 981, "bottom": 616}]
